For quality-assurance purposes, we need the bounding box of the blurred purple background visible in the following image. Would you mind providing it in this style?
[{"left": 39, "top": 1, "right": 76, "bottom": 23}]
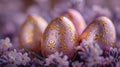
[{"left": 0, "top": 0, "right": 120, "bottom": 47}]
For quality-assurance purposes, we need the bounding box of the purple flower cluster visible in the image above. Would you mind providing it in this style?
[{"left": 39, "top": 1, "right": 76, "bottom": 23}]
[
  {"left": 0, "top": 38, "right": 120, "bottom": 67},
  {"left": 45, "top": 52, "right": 69, "bottom": 67},
  {"left": 74, "top": 39, "right": 120, "bottom": 67},
  {"left": 0, "top": 38, "right": 31, "bottom": 67},
  {"left": 0, "top": 38, "right": 68, "bottom": 67}
]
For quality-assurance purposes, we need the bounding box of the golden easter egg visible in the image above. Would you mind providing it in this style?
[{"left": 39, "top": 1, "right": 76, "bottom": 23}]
[
  {"left": 64, "top": 9, "right": 86, "bottom": 38},
  {"left": 19, "top": 15, "right": 48, "bottom": 54},
  {"left": 80, "top": 16, "right": 116, "bottom": 50},
  {"left": 41, "top": 16, "right": 79, "bottom": 60}
]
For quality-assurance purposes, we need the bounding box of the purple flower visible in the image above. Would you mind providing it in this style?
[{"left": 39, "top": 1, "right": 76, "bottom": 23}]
[
  {"left": 18, "top": 52, "right": 31, "bottom": 65},
  {"left": 7, "top": 49, "right": 30, "bottom": 66},
  {"left": 45, "top": 52, "right": 69, "bottom": 67},
  {"left": 0, "top": 38, "right": 12, "bottom": 53}
]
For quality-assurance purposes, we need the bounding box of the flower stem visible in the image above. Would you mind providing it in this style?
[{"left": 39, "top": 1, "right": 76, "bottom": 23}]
[{"left": 24, "top": 48, "right": 44, "bottom": 60}]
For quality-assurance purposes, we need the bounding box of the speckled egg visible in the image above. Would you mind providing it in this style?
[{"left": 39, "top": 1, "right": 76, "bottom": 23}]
[
  {"left": 41, "top": 16, "right": 79, "bottom": 59},
  {"left": 19, "top": 15, "right": 48, "bottom": 54},
  {"left": 64, "top": 9, "right": 86, "bottom": 38},
  {"left": 80, "top": 16, "right": 116, "bottom": 50}
]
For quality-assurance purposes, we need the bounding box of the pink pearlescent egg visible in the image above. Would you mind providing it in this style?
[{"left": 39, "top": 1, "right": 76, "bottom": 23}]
[
  {"left": 19, "top": 14, "right": 48, "bottom": 54},
  {"left": 80, "top": 16, "right": 116, "bottom": 50},
  {"left": 64, "top": 9, "right": 87, "bottom": 38},
  {"left": 41, "top": 16, "right": 79, "bottom": 60}
]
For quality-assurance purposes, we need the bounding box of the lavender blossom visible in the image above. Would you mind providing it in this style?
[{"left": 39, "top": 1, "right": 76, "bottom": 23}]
[
  {"left": 0, "top": 38, "right": 12, "bottom": 54},
  {"left": 45, "top": 52, "right": 69, "bottom": 67},
  {"left": 7, "top": 49, "right": 30, "bottom": 66},
  {"left": 108, "top": 48, "right": 120, "bottom": 65},
  {"left": 78, "top": 43, "right": 103, "bottom": 66},
  {"left": 76, "top": 38, "right": 120, "bottom": 67},
  {"left": 0, "top": 55, "right": 9, "bottom": 66}
]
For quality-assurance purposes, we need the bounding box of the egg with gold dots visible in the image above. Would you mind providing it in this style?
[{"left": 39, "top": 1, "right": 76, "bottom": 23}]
[
  {"left": 63, "top": 9, "right": 86, "bottom": 38},
  {"left": 19, "top": 14, "right": 48, "bottom": 54},
  {"left": 80, "top": 16, "right": 116, "bottom": 50},
  {"left": 41, "top": 16, "right": 79, "bottom": 60}
]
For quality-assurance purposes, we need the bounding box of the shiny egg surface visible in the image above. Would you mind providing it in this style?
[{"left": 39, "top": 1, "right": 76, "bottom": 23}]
[
  {"left": 19, "top": 15, "right": 48, "bottom": 54},
  {"left": 80, "top": 16, "right": 116, "bottom": 50},
  {"left": 41, "top": 16, "right": 78, "bottom": 59}
]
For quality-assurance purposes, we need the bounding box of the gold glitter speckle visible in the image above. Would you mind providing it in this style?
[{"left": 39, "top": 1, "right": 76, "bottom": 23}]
[
  {"left": 94, "top": 33, "right": 104, "bottom": 43},
  {"left": 48, "top": 40, "right": 56, "bottom": 49},
  {"left": 110, "top": 32, "right": 114, "bottom": 39},
  {"left": 60, "top": 44, "right": 68, "bottom": 51},
  {"left": 58, "top": 27, "right": 66, "bottom": 35},
  {"left": 49, "top": 24, "right": 59, "bottom": 30},
  {"left": 67, "top": 24, "right": 72, "bottom": 31},
  {"left": 98, "top": 20, "right": 107, "bottom": 27},
  {"left": 103, "top": 28, "right": 109, "bottom": 34},
  {"left": 104, "top": 39, "right": 109, "bottom": 45},
  {"left": 83, "top": 32, "right": 90, "bottom": 40},
  {"left": 59, "top": 37, "right": 65, "bottom": 43},
  {"left": 70, "top": 34, "right": 77, "bottom": 42}
]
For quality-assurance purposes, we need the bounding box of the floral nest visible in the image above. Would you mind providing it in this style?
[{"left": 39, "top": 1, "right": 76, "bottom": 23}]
[{"left": 0, "top": 38, "right": 120, "bottom": 67}]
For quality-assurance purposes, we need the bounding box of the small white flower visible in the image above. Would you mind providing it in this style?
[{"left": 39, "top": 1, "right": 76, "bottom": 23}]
[
  {"left": 0, "top": 38, "right": 12, "bottom": 52},
  {"left": 45, "top": 52, "right": 69, "bottom": 67},
  {"left": 18, "top": 53, "right": 31, "bottom": 65},
  {"left": 8, "top": 49, "right": 21, "bottom": 65},
  {"left": 7, "top": 49, "right": 30, "bottom": 66}
]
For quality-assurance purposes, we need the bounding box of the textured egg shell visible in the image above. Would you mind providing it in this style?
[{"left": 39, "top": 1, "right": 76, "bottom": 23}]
[
  {"left": 41, "top": 16, "right": 79, "bottom": 59},
  {"left": 80, "top": 16, "right": 116, "bottom": 50},
  {"left": 64, "top": 9, "right": 86, "bottom": 37},
  {"left": 19, "top": 15, "right": 48, "bottom": 54}
]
